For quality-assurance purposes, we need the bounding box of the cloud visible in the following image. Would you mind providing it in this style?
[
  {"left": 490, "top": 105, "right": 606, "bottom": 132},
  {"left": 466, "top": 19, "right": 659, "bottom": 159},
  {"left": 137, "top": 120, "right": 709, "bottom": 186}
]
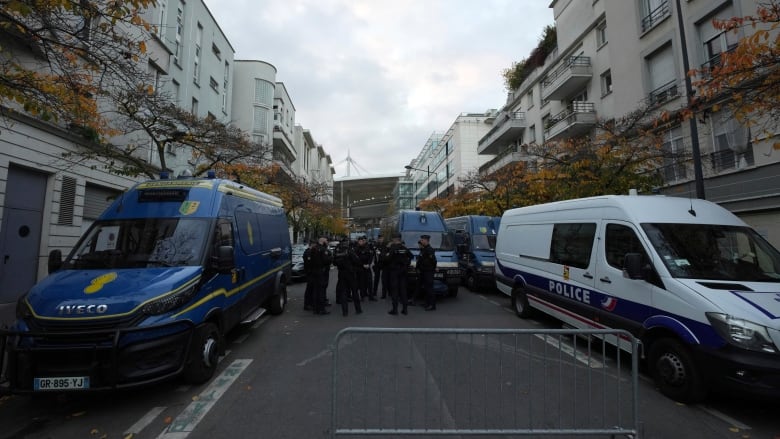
[{"left": 206, "top": 0, "right": 554, "bottom": 178}]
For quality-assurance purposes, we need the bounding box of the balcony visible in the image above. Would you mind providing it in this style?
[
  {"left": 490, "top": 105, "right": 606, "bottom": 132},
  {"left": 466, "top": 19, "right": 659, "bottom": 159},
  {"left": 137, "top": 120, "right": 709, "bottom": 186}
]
[
  {"left": 273, "top": 124, "right": 297, "bottom": 163},
  {"left": 479, "top": 144, "right": 524, "bottom": 175},
  {"left": 541, "top": 56, "right": 592, "bottom": 101},
  {"left": 477, "top": 112, "right": 527, "bottom": 155},
  {"left": 543, "top": 102, "right": 597, "bottom": 141},
  {"left": 645, "top": 80, "right": 680, "bottom": 108}
]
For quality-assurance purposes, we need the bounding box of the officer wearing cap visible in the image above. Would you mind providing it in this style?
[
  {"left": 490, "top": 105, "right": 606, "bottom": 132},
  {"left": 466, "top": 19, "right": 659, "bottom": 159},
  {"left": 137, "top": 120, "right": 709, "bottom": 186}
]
[
  {"left": 386, "top": 233, "right": 412, "bottom": 315},
  {"left": 372, "top": 233, "right": 389, "bottom": 298},
  {"left": 355, "top": 235, "right": 374, "bottom": 301},
  {"left": 417, "top": 234, "right": 437, "bottom": 311},
  {"left": 302, "top": 239, "right": 319, "bottom": 311}
]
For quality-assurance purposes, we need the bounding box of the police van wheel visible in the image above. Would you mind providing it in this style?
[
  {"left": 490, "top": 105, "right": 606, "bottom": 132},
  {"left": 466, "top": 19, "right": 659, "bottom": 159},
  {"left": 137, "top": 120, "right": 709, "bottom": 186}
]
[
  {"left": 465, "top": 273, "right": 477, "bottom": 292},
  {"left": 512, "top": 288, "right": 533, "bottom": 318},
  {"left": 648, "top": 338, "right": 707, "bottom": 403},
  {"left": 268, "top": 280, "right": 287, "bottom": 315},
  {"left": 184, "top": 322, "right": 221, "bottom": 384}
]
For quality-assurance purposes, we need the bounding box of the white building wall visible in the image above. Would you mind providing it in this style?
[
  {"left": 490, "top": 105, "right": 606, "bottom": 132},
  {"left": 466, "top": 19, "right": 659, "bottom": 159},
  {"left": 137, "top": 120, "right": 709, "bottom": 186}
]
[{"left": 232, "top": 60, "right": 277, "bottom": 148}]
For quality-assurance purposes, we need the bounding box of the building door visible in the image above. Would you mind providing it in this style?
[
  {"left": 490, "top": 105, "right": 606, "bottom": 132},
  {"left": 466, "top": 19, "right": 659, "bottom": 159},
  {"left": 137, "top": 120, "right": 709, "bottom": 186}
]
[{"left": 0, "top": 165, "right": 47, "bottom": 314}]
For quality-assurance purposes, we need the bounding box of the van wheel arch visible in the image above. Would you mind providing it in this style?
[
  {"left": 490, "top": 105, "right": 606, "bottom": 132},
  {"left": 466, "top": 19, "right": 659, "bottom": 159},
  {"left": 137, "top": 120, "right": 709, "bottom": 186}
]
[
  {"left": 183, "top": 320, "right": 223, "bottom": 384},
  {"left": 511, "top": 285, "right": 533, "bottom": 318}
]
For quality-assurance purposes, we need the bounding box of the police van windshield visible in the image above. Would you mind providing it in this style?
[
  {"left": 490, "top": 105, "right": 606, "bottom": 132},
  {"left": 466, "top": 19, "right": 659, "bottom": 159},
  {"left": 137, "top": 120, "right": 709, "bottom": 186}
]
[
  {"left": 642, "top": 223, "right": 780, "bottom": 282},
  {"left": 401, "top": 232, "right": 455, "bottom": 251},
  {"left": 65, "top": 218, "right": 210, "bottom": 269},
  {"left": 472, "top": 234, "right": 497, "bottom": 251}
]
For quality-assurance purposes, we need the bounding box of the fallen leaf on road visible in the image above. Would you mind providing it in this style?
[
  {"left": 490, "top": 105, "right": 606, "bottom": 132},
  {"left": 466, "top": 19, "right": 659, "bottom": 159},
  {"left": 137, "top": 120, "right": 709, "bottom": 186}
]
[{"left": 124, "top": 434, "right": 135, "bottom": 439}]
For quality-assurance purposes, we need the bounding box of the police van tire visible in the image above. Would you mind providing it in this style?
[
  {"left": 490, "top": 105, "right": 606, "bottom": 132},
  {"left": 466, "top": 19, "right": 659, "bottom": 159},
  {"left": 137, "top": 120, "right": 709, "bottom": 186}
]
[
  {"left": 268, "top": 280, "right": 287, "bottom": 315},
  {"left": 465, "top": 273, "right": 477, "bottom": 292},
  {"left": 512, "top": 288, "right": 533, "bottom": 318},
  {"left": 648, "top": 338, "right": 707, "bottom": 403},
  {"left": 184, "top": 322, "right": 221, "bottom": 384}
]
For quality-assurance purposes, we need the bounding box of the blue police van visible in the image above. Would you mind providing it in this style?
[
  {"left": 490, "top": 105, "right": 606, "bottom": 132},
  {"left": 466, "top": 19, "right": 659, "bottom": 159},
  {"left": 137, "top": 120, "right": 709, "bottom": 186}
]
[
  {"left": 380, "top": 210, "right": 460, "bottom": 297},
  {"left": 445, "top": 215, "right": 500, "bottom": 292},
  {"left": 0, "top": 175, "right": 291, "bottom": 393}
]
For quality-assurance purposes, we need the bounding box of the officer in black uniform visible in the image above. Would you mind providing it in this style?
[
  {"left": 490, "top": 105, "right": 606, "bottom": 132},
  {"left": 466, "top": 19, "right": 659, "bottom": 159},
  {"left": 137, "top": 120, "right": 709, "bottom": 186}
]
[
  {"left": 387, "top": 233, "right": 412, "bottom": 315},
  {"left": 333, "top": 238, "right": 362, "bottom": 316},
  {"left": 372, "top": 234, "right": 390, "bottom": 298},
  {"left": 417, "top": 234, "right": 437, "bottom": 311},
  {"left": 314, "top": 236, "right": 332, "bottom": 315},
  {"left": 355, "top": 236, "right": 375, "bottom": 301},
  {"left": 302, "top": 240, "right": 319, "bottom": 311}
]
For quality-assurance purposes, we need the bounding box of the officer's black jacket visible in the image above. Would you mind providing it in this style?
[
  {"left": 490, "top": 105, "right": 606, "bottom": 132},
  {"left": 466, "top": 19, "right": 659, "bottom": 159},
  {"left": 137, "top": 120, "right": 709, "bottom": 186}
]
[{"left": 417, "top": 244, "right": 437, "bottom": 272}]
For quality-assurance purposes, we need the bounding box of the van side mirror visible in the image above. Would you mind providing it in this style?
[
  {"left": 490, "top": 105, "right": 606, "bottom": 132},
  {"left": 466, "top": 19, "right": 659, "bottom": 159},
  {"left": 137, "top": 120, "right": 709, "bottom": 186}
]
[
  {"left": 213, "top": 245, "right": 235, "bottom": 273},
  {"left": 48, "top": 249, "right": 63, "bottom": 274},
  {"left": 623, "top": 253, "right": 644, "bottom": 279}
]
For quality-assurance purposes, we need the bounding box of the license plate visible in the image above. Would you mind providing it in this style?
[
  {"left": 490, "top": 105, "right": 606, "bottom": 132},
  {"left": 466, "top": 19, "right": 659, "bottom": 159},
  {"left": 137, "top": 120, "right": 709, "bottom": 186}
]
[{"left": 34, "top": 376, "right": 90, "bottom": 391}]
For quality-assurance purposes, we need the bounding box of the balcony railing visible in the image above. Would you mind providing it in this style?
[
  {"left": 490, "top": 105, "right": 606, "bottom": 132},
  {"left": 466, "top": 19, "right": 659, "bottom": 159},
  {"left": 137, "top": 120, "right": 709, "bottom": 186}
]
[
  {"left": 541, "top": 56, "right": 592, "bottom": 100},
  {"left": 477, "top": 112, "right": 526, "bottom": 154},
  {"left": 645, "top": 80, "right": 680, "bottom": 107},
  {"left": 543, "top": 102, "right": 596, "bottom": 140},
  {"left": 640, "top": 1, "right": 670, "bottom": 32},
  {"left": 710, "top": 147, "right": 755, "bottom": 174}
]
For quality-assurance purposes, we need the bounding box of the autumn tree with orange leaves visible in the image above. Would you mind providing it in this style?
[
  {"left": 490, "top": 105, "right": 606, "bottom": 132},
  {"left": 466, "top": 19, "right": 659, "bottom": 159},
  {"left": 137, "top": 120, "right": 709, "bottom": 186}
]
[{"left": 690, "top": 1, "right": 780, "bottom": 147}]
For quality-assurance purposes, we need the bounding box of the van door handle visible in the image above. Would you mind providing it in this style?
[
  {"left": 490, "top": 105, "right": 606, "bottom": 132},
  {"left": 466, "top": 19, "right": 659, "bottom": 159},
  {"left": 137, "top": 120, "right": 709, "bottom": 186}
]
[
  {"left": 600, "top": 276, "right": 611, "bottom": 283},
  {"left": 583, "top": 272, "right": 593, "bottom": 279}
]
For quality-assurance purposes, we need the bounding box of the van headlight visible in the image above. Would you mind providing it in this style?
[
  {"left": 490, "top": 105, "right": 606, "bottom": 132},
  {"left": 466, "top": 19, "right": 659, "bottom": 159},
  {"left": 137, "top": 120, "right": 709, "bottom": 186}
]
[
  {"left": 707, "top": 313, "right": 778, "bottom": 354},
  {"left": 143, "top": 286, "right": 198, "bottom": 315}
]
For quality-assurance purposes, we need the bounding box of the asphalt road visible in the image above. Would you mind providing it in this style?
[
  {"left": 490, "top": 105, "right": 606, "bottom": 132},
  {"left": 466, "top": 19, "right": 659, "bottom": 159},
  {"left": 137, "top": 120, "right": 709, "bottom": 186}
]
[{"left": 1, "top": 271, "right": 777, "bottom": 438}]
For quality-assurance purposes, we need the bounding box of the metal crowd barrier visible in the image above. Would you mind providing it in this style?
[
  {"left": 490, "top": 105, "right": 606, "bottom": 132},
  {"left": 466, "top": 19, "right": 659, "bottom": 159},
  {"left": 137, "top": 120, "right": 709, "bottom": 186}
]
[{"left": 331, "top": 327, "right": 640, "bottom": 438}]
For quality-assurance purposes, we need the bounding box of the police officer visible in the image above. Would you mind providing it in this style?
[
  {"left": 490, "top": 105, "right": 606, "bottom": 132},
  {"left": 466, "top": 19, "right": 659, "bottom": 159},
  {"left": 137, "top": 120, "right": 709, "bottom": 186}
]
[
  {"left": 417, "top": 234, "right": 437, "bottom": 311},
  {"left": 372, "top": 234, "right": 390, "bottom": 298},
  {"left": 387, "top": 233, "right": 412, "bottom": 315},
  {"left": 302, "top": 239, "right": 319, "bottom": 311},
  {"left": 355, "top": 236, "right": 375, "bottom": 301},
  {"left": 314, "top": 236, "right": 332, "bottom": 315},
  {"left": 333, "top": 238, "right": 362, "bottom": 316}
]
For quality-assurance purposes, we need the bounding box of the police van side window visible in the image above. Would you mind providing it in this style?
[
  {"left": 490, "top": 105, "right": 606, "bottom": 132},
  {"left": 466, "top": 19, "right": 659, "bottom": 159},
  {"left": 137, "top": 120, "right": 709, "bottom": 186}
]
[
  {"left": 549, "top": 223, "right": 596, "bottom": 269},
  {"left": 605, "top": 224, "right": 648, "bottom": 269},
  {"left": 235, "top": 210, "right": 263, "bottom": 255}
]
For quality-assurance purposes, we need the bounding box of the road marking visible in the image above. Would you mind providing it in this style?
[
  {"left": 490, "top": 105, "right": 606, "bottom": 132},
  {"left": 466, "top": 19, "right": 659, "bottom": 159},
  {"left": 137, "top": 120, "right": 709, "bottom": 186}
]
[
  {"left": 534, "top": 334, "right": 604, "bottom": 368},
  {"left": 298, "top": 336, "right": 358, "bottom": 367},
  {"left": 124, "top": 406, "right": 166, "bottom": 436},
  {"left": 156, "top": 359, "right": 252, "bottom": 438},
  {"left": 699, "top": 406, "right": 752, "bottom": 431}
]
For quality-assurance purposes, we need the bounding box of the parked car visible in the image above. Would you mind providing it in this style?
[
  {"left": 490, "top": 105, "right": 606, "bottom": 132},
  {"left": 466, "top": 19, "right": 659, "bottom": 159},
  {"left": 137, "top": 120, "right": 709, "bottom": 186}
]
[{"left": 291, "top": 244, "right": 307, "bottom": 282}]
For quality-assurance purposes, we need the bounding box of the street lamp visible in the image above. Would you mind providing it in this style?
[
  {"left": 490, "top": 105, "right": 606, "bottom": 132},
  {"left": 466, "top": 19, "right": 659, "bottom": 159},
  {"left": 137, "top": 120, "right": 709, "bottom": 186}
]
[{"left": 404, "top": 165, "right": 438, "bottom": 199}]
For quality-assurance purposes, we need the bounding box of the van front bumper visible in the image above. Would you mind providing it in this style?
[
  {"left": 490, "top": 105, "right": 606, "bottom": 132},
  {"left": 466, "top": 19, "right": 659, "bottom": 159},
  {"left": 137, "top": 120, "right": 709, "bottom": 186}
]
[
  {"left": 694, "top": 344, "right": 780, "bottom": 400},
  {"left": 0, "top": 321, "right": 195, "bottom": 394}
]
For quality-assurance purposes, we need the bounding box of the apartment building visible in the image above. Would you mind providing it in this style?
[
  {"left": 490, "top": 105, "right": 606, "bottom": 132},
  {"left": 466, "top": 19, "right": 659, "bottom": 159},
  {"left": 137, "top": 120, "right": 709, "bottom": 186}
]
[
  {"left": 478, "top": 0, "right": 780, "bottom": 247},
  {"left": 406, "top": 111, "right": 496, "bottom": 205}
]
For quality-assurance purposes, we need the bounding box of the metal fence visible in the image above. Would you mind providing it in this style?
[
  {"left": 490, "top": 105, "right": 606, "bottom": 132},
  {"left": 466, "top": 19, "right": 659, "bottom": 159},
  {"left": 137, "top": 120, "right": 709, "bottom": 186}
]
[{"left": 331, "top": 328, "right": 640, "bottom": 438}]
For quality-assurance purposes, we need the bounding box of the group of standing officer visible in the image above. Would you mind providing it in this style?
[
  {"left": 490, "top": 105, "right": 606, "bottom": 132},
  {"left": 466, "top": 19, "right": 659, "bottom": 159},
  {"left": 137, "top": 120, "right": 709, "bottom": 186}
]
[{"left": 301, "top": 232, "right": 438, "bottom": 316}]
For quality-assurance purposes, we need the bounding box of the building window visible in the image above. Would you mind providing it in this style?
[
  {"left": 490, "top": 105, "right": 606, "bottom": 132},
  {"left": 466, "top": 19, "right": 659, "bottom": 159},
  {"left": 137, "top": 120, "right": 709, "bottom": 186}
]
[
  {"left": 209, "top": 76, "right": 219, "bottom": 92},
  {"left": 661, "top": 126, "right": 687, "bottom": 182},
  {"left": 191, "top": 97, "right": 198, "bottom": 115},
  {"left": 528, "top": 124, "right": 536, "bottom": 144},
  {"left": 193, "top": 23, "right": 202, "bottom": 85},
  {"left": 711, "top": 111, "right": 754, "bottom": 173},
  {"left": 172, "top": 79, "right": 180, "bottom": 105},
  {"left": 527, "top": 88, "right": 534, "bottom": 109},
  {"left": 254, "top": 79, "right": 273, "bottom": 106},
  {"left": 600, "top": 70, "right": 613, "bottom": 96},
  {"left": 698, "top": 5, "right": 738, "bottom": 70},
  {"left": 174, "top": 4, "right": 183, "bottom": 66},
  {"left": 212, "top": 43, "right": 221, "bottom": 60},
  {"left": 646, "top": 43, "right": 677, "bottom": 105},
  {"left": 157, "top": 0, "right": 167, "bottom": 39},
  {"left": 596, "top": 19, "right": 607, "bottom": 47},
  {"left": 253, "top": 107, "right": 269, "bottom": 134},
  {"left": 640, "top": 0, "right": 670, "bottom": 33}
]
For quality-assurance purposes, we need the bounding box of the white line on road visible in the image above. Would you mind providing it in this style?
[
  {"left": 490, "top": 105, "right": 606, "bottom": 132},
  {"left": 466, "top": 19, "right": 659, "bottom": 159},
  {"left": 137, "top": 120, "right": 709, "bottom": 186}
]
[
  {"left": 124, "top": 406, "right": 166, "bottom": 436},
  {"left": 156, "top": 359, "right": 253, "bottom": 439},
  {"left": 534, "top": 334, "right": 604, "bottom": 368}
]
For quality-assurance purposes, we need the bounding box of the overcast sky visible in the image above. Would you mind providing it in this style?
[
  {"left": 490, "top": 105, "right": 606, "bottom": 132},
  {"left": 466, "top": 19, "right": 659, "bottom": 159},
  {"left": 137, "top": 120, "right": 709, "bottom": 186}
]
[{"left": 205, "top": 0, "right": 554, "bottom": 179}]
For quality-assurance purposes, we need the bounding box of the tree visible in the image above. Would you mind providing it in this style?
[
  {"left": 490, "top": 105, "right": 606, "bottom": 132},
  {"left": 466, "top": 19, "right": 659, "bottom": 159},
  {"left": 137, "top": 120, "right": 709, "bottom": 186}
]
[
  {"left": 691, "top": 1, "right": 780, "bottom": 147},
  {"left": 0, "top": 1, "right": 156, "bottom": 138},
  {"left": 110, "top": 85, "right": 272, "bottom": 178}
]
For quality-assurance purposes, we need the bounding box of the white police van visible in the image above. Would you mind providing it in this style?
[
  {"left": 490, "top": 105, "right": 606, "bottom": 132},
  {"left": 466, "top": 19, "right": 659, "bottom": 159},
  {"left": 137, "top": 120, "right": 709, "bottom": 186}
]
[{"left": 495, "top": 193, "right": 780, "bottom": 402}]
